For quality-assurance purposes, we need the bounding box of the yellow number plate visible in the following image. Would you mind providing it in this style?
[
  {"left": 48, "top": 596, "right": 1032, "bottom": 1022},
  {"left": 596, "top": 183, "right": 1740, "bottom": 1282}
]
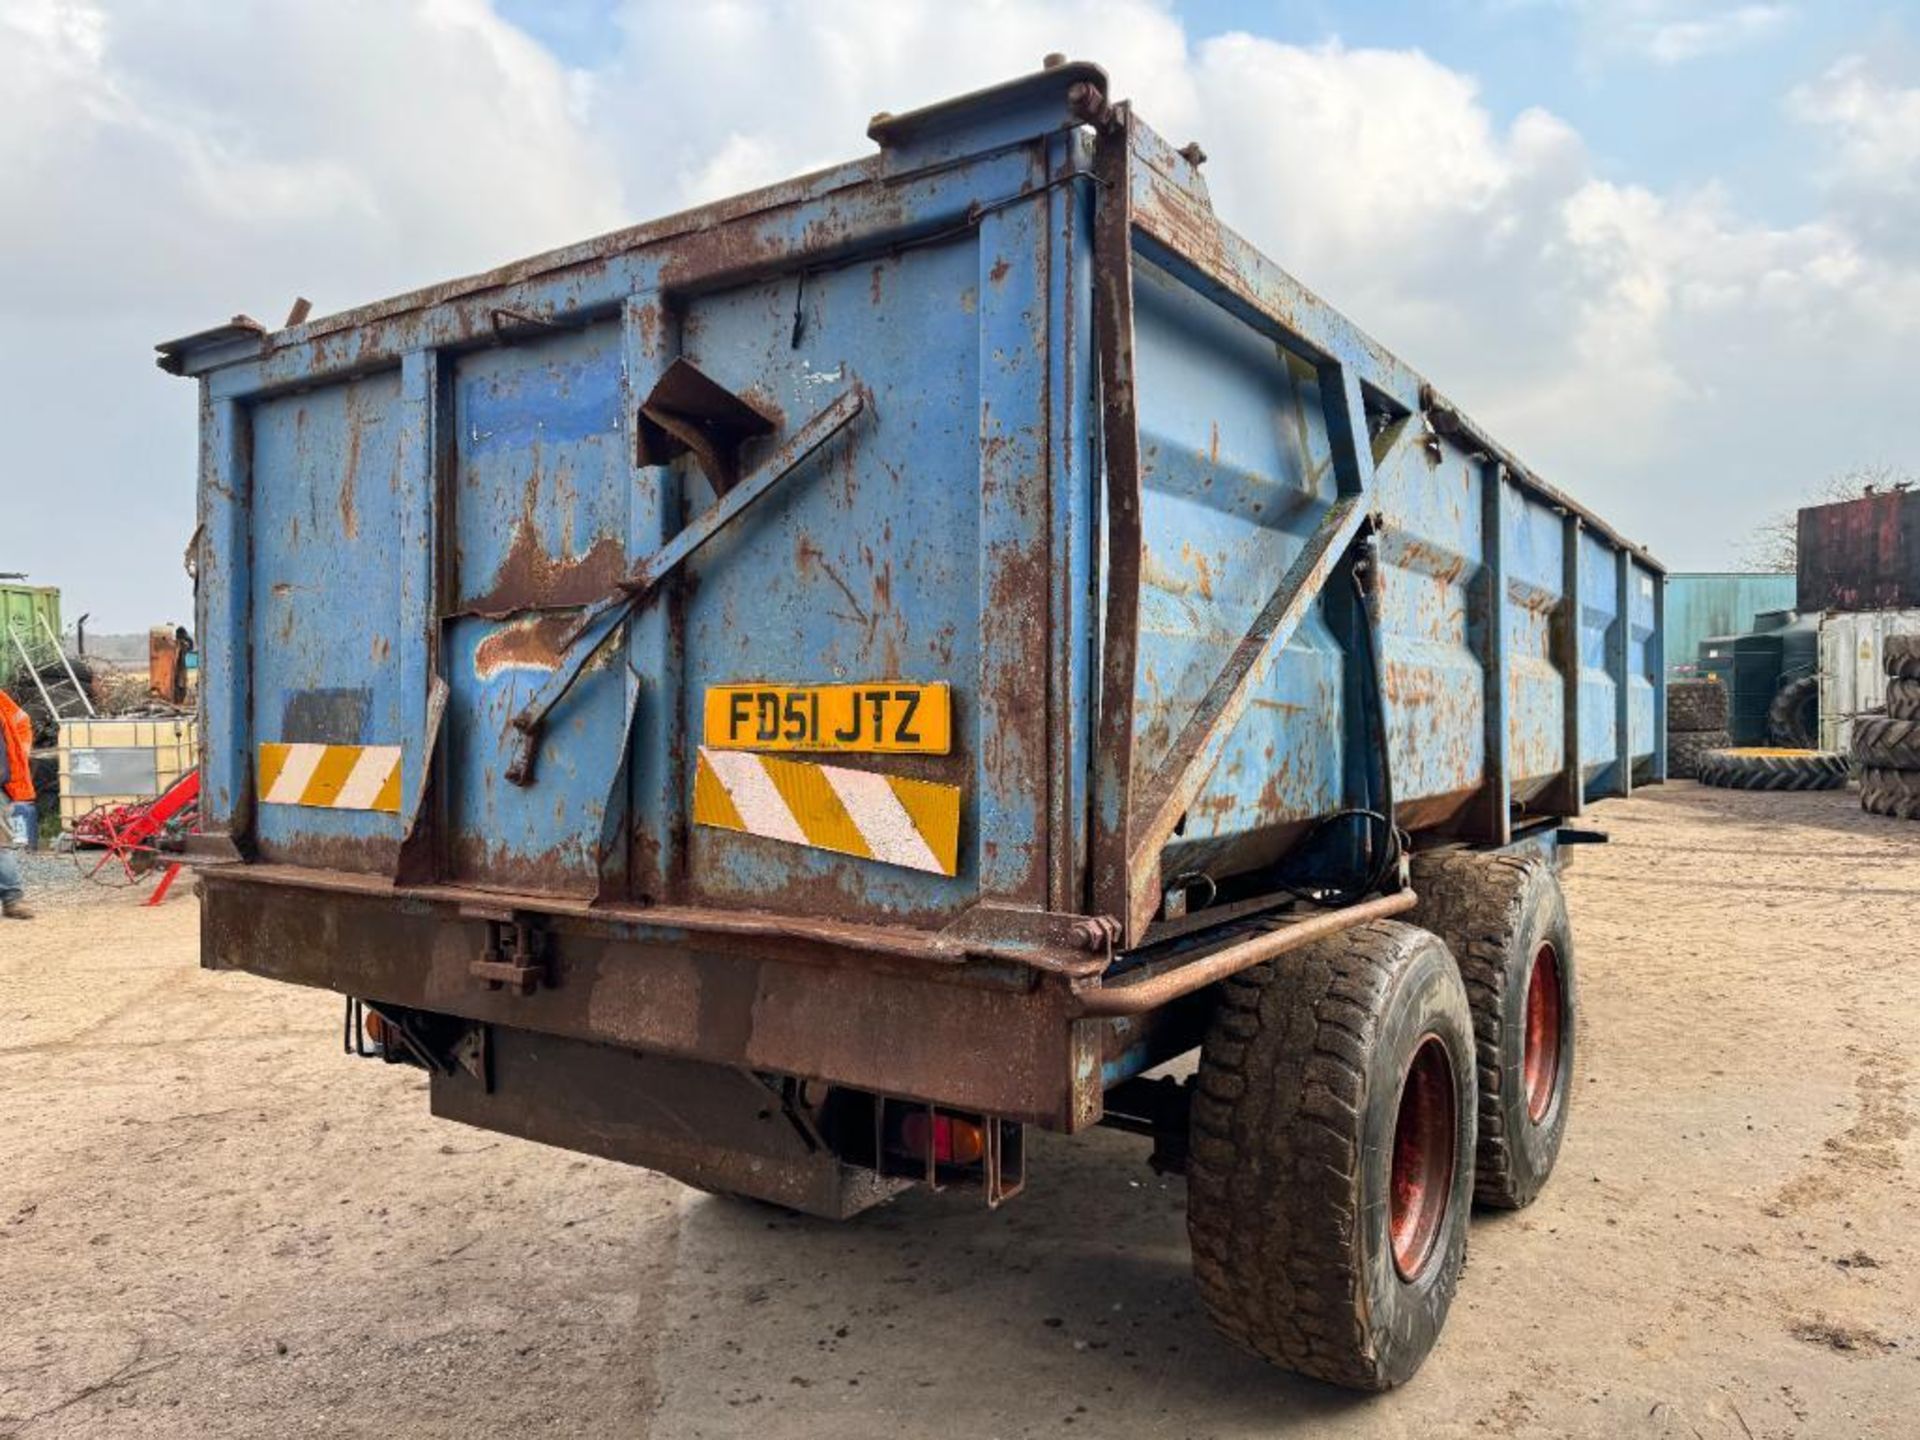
[{"left": 703, "top": 683, "right": 951, "bottom": 754}]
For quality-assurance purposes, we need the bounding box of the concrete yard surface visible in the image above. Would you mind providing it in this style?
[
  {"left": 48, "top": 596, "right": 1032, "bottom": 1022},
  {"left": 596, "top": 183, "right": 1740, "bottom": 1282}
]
[{"left": 1, "top": 784, "right": 1916, "bottom": 1438}]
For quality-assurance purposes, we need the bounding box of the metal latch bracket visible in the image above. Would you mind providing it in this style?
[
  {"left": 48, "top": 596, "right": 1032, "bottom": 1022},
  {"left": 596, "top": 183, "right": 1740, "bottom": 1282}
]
[{"left": 470, "top": 918, "right": 548, "bottom": 996}]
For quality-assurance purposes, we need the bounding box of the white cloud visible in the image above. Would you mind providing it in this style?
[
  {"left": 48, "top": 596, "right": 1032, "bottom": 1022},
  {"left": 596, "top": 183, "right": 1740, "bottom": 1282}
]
[
  {"left": 0, "top": 0, "right": 626, "bottom": 318},
  {"left": 1509, "top": 1, "right": 1796, "bottom": 67},
  {"left": 1790, "top": 55, "right": 1920, "bottom": 256},
  {"left": 594, "top": 0, "right": 1199, "bottom": 205},
  {"left": 0, "top": 0, "right": 1914, "bottom": 625},
  {"left": 1641, "top": 3, "right": 1790, "bottom": 64}
]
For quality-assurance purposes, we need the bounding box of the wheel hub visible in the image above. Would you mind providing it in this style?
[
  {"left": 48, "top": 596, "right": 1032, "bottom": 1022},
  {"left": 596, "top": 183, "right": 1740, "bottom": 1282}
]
[
  {"left": 1523, "top": 942, "right": 1563, "bottom": 1123},
  {"left": 1389, "top": 1035, "right": 1456, "bottom": 1282}
]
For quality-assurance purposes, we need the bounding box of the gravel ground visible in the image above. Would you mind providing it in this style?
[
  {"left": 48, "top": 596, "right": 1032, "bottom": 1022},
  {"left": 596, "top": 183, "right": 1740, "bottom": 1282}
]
[
  {"left": 1, "top": 782, "right": 1916, "bottom": 1438},
  {"left": 7, "top": 851, "right": 122, "bottom": 910}
]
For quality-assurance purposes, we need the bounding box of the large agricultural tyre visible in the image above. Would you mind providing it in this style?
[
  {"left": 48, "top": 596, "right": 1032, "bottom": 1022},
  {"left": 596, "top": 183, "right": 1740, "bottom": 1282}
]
[
  {"left": 1886, "top": 678, "right": 1920, "bottom": 722},
  {"left": 1886, "top": 635, "right": 1920, "bottom": 680},
  {"left": 1766, "top": 675, "right": 1820, "bottom": 748},
  {"left": 1696, "top": 747, "right": 1848, "bottom": 791},
  {"left": 1405, "top": 852, "right": 1576, "bottom": 1209},
  {"left": 1848, "top": 716, "right": 1920, "bottom": 771},
  {"left": 1666, "top": 679, "right": 1728, "bottom": 732},
  {"left": 1187, "top": 920, "right": 1476, "bottom": 1391},
  {"left": 1668, "top": 728, "right": 1732, "bottom": 780},
  {"left": 1859, "top": 766, "right": 1920, "bottom": 820}
]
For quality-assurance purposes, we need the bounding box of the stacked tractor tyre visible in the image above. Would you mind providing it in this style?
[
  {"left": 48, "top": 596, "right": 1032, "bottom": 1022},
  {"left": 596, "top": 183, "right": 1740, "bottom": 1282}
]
[
  {"left": 1855, "top": 635, "right": 1920, "bottom": 821},
  {"left": 1665, "top": 679, "right": 1730, "bottom": 779}
]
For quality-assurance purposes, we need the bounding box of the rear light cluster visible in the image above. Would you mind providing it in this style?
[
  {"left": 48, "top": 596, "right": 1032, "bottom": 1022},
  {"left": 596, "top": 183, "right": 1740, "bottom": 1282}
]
[
  {"left": 879, "top": 1099, "right": 1023, "bottom": 1204},
  {"left": 898, "top": 1110, "right": 986, "bottom": 1165}
]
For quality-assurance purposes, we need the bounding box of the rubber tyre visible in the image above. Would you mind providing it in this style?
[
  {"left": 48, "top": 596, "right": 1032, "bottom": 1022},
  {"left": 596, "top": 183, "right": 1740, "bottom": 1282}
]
[
  {"left": 1860, "top": 766, "right": 1920, "bottom": 819},
  {"left": 1666, "top": 679, "right": 1728, "bottom": 732},
  {"left": 1696, "top": 747, "right": 1848, "bottom": 791},
  {"left": 1188, "top": 920, "right": 1475, "bottom": 1390},
  {"left": 1886, "top": 635, "right": 1920, "bottom": 680},
  {"left": 1668, "top": 729, "right": 1731, "bottom": 780},
  {"left": 1849, "top": 715, "right": 1920, "bottom": 770},
  {"left": 1406, "top": 853, "right": 1575, "bottom": 1209},
  {"left": 1766, "top": 675, "right": 1820, "bottom": 748},
  {"left": 1887, "top": 678, "right": 1920, "bottom": 722}
]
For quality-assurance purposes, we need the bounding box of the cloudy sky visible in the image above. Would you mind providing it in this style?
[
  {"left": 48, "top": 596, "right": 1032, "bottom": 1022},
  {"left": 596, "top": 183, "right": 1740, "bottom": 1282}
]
[{"left": 3, "top": 0, "right": 1916, "bottom": 629}]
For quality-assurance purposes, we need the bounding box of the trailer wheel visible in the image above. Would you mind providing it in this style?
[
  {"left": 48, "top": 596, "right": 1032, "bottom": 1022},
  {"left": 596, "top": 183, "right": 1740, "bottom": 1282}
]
[
  {"left": 1696, "top": 747, "right": 1847, "bottom": 791},
  {"left": 1187, "top": 920, "right": 1475, "bottom": 1390},
  {"left": 1406, "top": 852, "right": 1575, "bottom": 1209},
  {"left": 1766, "top": 675, "right": 1820, "bottom": 748},
  {"left": 1886, "top": 679, "right": 1920, "bottom": 722}
]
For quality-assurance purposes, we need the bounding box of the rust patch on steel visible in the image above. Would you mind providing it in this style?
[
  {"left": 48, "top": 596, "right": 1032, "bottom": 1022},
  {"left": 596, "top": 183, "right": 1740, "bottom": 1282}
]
[
  {"left": 466, "top": 525, "right": 626, "bottom": 618},
  {"left": 474, "top": 613, "right": 576, "bottom": 679},
  {"left": 450, "top": 833, "right": 594, "bottom": 899},
  {"left": 254, "top": 830, "right": 400, "bottom": 876},
  {"left": 339, "top": 399, "right": 363, "bottom": 541}
]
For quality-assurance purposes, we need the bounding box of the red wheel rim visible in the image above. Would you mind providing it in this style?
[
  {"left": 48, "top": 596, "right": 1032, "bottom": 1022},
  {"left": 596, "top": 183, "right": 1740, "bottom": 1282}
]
[
  {"left": 1389, "top": 1035, "right": 1457, "bottom": 1282},
  {"left": 1523, "top": 942, "right": 1563, "bottom": 1123}
]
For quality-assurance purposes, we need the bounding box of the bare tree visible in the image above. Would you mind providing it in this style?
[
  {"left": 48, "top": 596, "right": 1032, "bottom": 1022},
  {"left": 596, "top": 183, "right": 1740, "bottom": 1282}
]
[{"left": 1737, "top": 465, "right": 1920, "bottom": 573}]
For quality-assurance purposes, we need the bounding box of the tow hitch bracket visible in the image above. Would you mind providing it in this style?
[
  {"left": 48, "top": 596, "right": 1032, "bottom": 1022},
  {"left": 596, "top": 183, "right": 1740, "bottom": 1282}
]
[{"left": 469, "top": 917, "right": 548, "bottom": 996}]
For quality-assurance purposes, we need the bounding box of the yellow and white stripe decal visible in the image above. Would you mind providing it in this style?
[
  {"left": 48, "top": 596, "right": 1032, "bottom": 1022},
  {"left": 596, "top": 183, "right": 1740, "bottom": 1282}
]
[
  {"left": 257, "top": 743, "right": 403, "bottom": 814},
  {"left": 693, "top": 747, "right": 960, "bottom": 877}
]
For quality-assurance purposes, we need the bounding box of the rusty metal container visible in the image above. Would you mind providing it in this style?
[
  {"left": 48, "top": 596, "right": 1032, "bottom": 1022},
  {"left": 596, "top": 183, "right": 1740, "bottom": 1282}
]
[
  {"left": 161, "top": 61, "right": 1661, "bottom": 1157},
  {"left": 1798, "top": 489, "right": 1920, "bottom": 613}
]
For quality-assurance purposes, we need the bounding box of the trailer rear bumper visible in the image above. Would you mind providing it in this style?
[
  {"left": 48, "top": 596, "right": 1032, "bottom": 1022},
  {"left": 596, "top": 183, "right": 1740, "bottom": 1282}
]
[{"left": 200, "top": 867, "right": 1103, "bottom": 1132}]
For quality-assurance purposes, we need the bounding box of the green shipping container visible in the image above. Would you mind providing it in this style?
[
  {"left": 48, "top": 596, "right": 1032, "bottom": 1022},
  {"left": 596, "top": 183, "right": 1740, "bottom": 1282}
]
[
  {"left": 0, "top": 582, "right": 64, "bottom": 689},
  {"left": 1663, "top": 572, "right": 1795, "bottom": 680}
]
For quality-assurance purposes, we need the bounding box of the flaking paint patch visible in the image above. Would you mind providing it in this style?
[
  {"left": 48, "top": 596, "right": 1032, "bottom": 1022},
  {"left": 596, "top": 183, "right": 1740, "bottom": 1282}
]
[{"left": 474, "top": 613, "right": 575, "bottom": 679}]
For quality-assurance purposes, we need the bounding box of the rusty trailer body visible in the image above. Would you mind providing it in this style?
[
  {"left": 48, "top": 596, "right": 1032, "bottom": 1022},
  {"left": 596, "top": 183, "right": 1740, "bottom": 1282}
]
[{"left": 165, "top": 62, "right": 1664, "bottom": 1386}]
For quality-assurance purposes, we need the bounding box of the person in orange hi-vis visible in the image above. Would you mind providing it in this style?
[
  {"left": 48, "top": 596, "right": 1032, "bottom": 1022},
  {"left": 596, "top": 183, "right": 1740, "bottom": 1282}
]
[{"left": 0, "top": 689, "right": 34, "bottom": 918}]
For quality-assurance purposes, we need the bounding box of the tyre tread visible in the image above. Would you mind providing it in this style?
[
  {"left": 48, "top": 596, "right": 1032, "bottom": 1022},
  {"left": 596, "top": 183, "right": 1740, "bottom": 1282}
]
[
  {"left": 1860, "top": 765, "right": 1920, "bottom": 819},
  {"left": 1186, "top": 920, "right": 1464, "bottom": 1389},
  {"left": 1885, "top": 635, "right": 1920, "bottom": 680},
  {"left": 1849, "top": 715, "right": 1920, "bottom": 770},
  {"left": 1696, "top": 748, "right": 1847, "bottom": 791},
  {"left": 1667, "top": 679, "right": 1728, "bottom": 732},
  {"left": 1766, "top": 675, "right": 1820, "bottom": 748},
  {"left": 1406, "top": 852, "right": 1548, "bottom": 1207},
  {"left": 1886, "top": 678, "right": 1920, "bottom": 722}
]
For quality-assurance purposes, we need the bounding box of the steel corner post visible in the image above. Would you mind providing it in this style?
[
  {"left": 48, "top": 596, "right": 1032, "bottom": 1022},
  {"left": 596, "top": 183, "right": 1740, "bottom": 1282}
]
[{"left": 1089, "top": 103, "right": 1146, "bottom": 947}]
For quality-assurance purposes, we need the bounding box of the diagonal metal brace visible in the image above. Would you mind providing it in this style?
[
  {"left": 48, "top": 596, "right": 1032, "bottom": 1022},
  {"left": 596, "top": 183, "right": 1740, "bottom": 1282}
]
[
  {"left": 1125, "top": 491, "right": 1371, "bottom": 927},
  {"left": 503, "top": 381, "right": 868, "bottom": 786}
]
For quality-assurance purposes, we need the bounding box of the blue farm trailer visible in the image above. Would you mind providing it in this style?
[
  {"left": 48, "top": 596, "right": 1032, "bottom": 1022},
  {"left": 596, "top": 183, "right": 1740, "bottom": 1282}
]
[{"left": 162, "top": 62, "right": 1664, "bottom": 1389}]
